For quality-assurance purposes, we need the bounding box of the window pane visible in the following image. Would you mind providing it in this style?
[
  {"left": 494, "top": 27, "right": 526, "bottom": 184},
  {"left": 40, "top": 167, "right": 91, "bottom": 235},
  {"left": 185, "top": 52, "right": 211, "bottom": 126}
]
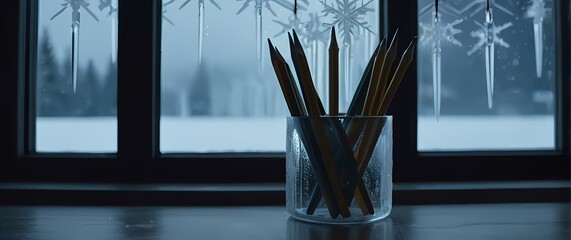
[
  {"left": 161, "top": 0, "right": 381, "bottom": 152},
  {"left": 417, "top": 0, "right": 557, "bottom": 151},
  {"left": 36, "top": 0, "right": 118, "bottom": 153}
]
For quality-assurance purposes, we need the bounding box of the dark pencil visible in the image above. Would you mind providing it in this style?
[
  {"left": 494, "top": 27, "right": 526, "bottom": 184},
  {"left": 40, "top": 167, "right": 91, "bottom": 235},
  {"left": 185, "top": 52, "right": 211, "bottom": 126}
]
[
  {"left": 268, "top": 39, "right": 301, "bottom": 116},
  {"left": 378, "top": 38, "right": 416, "bottom": 115},
  {"left": 373, "top": 30, "right": 399, "bottom": 112},
  {"left": 363, "top": 37, "right": 387, "bottom": 115},
  {"left": 270, "top": 40, "right": 342, "bottom": 218},
  {"left": 346, "top": 43, "right": 381, "bottom": 117},
  {"left": 329, "top": 27, "right": 339, "bottom": 116},
  {"left": 352, "top": 39, "right": 417, "bottom": 202},
  {"left": 289, "top": 32, "right": 351, "bottom": 218}
]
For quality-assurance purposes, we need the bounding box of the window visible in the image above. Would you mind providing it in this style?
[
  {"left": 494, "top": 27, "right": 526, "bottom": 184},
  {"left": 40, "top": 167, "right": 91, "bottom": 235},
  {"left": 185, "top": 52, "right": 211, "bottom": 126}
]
[
  {"left": 160, "top": 0, "right": 381, "bottom": 153},
  {"left": 417, "top": 0, "right": 557, "bottom": 151},
  {"left": 0, "top": 0, "right": 568, "bottom": 184},
  {"left": 35, "top": 0, "right": 118, "bottom": 153}
]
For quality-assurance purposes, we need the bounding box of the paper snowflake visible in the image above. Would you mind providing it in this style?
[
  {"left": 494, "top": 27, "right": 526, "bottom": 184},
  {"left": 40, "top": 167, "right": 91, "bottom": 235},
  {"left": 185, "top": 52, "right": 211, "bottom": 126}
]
[
  {"left": 179, "top": 0, "right": 221, "bottom": 11},
  {"left": 236, "top": 0, "right": 300, "bottom": 16},
  {"left": 467, "top": 21, "right": 513, "bottom": 56},
  {"left": 320, "top": 0, "right": 374, "bottom": 45},
  {"left": 301, "top": 13, "right": 328, "bottom": 45},
  {"left": 272, "top": 15, "right": 303, "bottom": 38},
  {"left": 98, "top": 0, "right": 117, "bottom": 16},
  {"left": 419, "top": 18, "right": 463, "bottom": 47}
]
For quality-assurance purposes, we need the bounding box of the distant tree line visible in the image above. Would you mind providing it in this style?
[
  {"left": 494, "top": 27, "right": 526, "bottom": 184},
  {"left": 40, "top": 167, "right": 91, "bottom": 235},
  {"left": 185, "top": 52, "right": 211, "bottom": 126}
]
[{"left": 37, "top": 30, "right": 117, "bottom": 117}]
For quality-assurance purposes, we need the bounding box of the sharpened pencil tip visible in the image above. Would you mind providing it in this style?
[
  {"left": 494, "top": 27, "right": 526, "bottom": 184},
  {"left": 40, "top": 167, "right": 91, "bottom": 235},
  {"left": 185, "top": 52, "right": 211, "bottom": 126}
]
[
  {"left": 268, "top": 39, "right": 276, "bottom": 59},
  {"left": 329, "top": 27, "right": 338, "bottom": 50},
  {"left": 292, "top": 29, "right": 303, "bottom": 48}
]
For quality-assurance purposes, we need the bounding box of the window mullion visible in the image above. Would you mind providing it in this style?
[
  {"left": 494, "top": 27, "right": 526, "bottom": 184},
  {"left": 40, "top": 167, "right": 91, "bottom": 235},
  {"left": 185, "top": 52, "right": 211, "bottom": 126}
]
[
  {"left": 2, "top": 1, "right": 22, "bottom": 160},
  {"left": 385, "top": 1, "right": 420, "bottom": 183},
  {"left": 118, "top": 0, "right": 160, "bottom": 163}
]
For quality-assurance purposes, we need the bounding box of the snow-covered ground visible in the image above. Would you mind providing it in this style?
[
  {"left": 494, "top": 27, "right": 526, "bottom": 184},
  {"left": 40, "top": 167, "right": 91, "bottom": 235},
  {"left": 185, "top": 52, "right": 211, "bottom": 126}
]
[
  {"left": 417, "top": 115, "right": 555, "bottom": 151},
  {"left": 36, "top": 116, "right": 555, "bottom": 153}
]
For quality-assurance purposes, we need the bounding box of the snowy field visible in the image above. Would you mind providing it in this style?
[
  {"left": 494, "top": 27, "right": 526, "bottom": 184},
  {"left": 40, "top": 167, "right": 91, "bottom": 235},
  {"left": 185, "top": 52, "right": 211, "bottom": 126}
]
[
  {"left": 36, "top": 116, "right": 555, "bottom": 153},
  {"left": 417, "top": 115, "right": 555, "bottom": 151}
]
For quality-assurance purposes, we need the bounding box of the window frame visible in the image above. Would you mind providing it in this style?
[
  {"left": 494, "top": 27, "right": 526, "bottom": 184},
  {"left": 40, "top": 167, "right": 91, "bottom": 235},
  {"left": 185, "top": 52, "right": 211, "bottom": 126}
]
[{"left": 0, "top": 0, "right": 568, "bottom": 184}]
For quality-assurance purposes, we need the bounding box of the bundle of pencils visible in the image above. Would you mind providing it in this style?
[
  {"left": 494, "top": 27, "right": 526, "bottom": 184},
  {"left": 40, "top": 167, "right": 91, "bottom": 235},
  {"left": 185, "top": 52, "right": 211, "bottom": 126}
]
[{"left": 269, "top": 28, "right": 416, "bottom": 219}]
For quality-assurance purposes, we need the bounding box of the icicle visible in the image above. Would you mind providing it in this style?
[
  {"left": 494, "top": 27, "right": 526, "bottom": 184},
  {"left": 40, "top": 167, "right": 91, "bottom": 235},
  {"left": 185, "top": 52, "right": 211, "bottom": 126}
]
[
  {"left": 198, "top": 0, "right": 205, "bottom": 64},
  {"left": 433, "top": 38, "right": 441, "bottom": 121},
  {"left": 432, "top": 2, "right": 441, "bottom": 120},
  {"left": 339, "top": 44, "right": 351, "bottom": 111},
  {"left": 534, "top": 19, "right": 543, "bottom": 78},
  {"left": 256, "top": 1, "right": 263, "bottom": 80},
  {"left": 485, "top": 6, "right": 494, "bottom": 109},
  {"left": 526, "top": 0, "right": 546, "bottom": 78},
  {"left": 71, "top": 10, "right": 80, "bottom": 93},
  {"left": 51, "top": 0, "right": 100, "bottom": 94},
  {"left": 311, "top": 40, "right": 319, "bottom": 87},
  {"left": 179, "top": 0, "right": 221, "bottom": 63}
]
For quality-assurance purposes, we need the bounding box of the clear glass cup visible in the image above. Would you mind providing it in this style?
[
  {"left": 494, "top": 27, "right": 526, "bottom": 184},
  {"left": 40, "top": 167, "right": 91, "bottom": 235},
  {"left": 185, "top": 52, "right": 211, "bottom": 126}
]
[
  {"left": 286, "top": 217, "right": 395, "bottom": 239},
  {"left": 286, "top": 116, "right": 393, "bottom": 224}
]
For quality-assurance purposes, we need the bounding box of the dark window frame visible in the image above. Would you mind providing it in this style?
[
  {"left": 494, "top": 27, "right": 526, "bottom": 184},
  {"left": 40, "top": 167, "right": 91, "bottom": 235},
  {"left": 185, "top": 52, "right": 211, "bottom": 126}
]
[{"left": 0, "top": 0, "right": 568, "bottom": 184}]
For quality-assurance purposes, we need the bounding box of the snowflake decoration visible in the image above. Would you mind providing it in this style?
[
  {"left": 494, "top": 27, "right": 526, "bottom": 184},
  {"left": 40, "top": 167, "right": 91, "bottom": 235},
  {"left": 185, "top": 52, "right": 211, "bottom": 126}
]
[
  {"left": 236, "top": 0, "right": 306, "bottom": 17},
  {"left": 272, "top": 15, "right": 303, "bottom": 38},
  {"left": 419, "top": 18, "right": 463, "bottom": 47},
  {"left": 51, "top": 0, "right": 99, "bottom": 22},
  {"left": 301, "top": 13, "right": 328, "bottom": 45},
  {"left": 465, "top": 0, "right": 513, "bottom": 19},
  {"left": 526, "top": 0, "right": 548, "bottom": 23},
  {"left": 273, "top": 13, "right": 327, "bottom": 46},
  {"left": 320, "top": 0, "right": 374, "bottom": 45},
  {"left": 98, "top": 0, "right": 117, "bottom": 16},
  {"left": 179, "top": 0, "right": 221, "bottom": 11},
  {"left": 467, "top": 21, "right": 513, "bottom": 56},
  {"left": 162, "top": 0, "right": 177, "bottom": 26}
]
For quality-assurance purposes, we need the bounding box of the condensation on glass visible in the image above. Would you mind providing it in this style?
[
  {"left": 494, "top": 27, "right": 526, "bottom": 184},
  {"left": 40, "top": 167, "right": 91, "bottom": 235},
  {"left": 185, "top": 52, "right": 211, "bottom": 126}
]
[
  {"left": 36, "top": 0, "right": 118, "bottom": 153},
  {"left": 417, "top": 0, "right": 557, "bottom": 151},
  {"left": 160, "top": 0, "right": 381, "bottom": 153}
]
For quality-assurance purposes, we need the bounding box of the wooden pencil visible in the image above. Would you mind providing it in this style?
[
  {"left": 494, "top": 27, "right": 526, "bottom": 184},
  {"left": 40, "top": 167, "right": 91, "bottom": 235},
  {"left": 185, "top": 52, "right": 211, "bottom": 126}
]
[
  {"left": 270, "top": 40, "right": 343, "bottom": 218},
  {"left": 352, "top": 38, "right": 417, "bottom": 201},
  {"left": 329, "top": 27, "right": 339, "bottom": 116},
  {"left": 268, "top": 39, "right": 300, "bottom": 116},
  {"left": 373, "top": 30, "right": 399, "bottom": 112},
  {"left": 289, "top": 32, "right": 351, "bottom": 218},
  {"left": 346, "top": 43, "right": 381, "bottom": 116},
  {"left": 362, "top": 37, "right": 387, "bottom": 116},
  {"left": 378, "top": 38, "right": 416, "bottom": 115}
]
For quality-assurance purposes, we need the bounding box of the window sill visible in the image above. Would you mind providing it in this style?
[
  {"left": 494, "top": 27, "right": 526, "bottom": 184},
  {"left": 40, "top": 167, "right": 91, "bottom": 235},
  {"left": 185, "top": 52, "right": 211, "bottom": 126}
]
[
  {"left": 0, "top": 181, "right": 568, "bottom": 206},
  {"left": 0, "top": 203, "right": 569, "bottom": 240}
]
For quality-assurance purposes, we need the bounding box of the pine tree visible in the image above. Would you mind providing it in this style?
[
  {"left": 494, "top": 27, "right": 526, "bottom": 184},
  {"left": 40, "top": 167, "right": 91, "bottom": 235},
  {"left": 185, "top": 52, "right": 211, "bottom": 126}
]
[
  {"left": 188, "top": 63, "right": 211, "bottom": 116},
  {"left": 37, "top": 29, "right": 65, "bottom": 117},
  {"left": 77, "top": 60, "right": 100, "bottom": 116},
  {"left": 100, "top": 60, "right": 118, "bottom": 116}
]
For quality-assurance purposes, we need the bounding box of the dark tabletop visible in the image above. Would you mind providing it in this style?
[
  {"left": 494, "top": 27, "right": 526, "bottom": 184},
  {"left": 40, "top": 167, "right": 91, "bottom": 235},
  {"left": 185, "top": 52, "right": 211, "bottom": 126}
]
[{"left": 0, "top": 203, "right": 568, "bottom": 240}]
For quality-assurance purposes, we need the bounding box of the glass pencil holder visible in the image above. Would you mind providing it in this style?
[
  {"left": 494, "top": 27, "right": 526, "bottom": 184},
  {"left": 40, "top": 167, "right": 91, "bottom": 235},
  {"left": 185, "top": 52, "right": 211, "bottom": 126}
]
[{"left": 286, "top": 116, "right": 393, "bottom": 224}]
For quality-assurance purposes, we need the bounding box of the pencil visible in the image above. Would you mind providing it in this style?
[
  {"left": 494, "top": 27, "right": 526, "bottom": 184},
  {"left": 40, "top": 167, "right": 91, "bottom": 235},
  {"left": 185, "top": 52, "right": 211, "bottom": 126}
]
[
  {"left": 329, "top": 27, "right": 339, "bottom": 116},
  {"left": 363, "top": 37, "right": 387, "bottom": 116},
  {"left": 373, "top": 30, "right": 399, "bottom": 112},
  {"left": 378, "top": 37, "right": 416, "bottom": 115},
  {"left": 289, "top": 32, "right": 351, "bottom": 218}
]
